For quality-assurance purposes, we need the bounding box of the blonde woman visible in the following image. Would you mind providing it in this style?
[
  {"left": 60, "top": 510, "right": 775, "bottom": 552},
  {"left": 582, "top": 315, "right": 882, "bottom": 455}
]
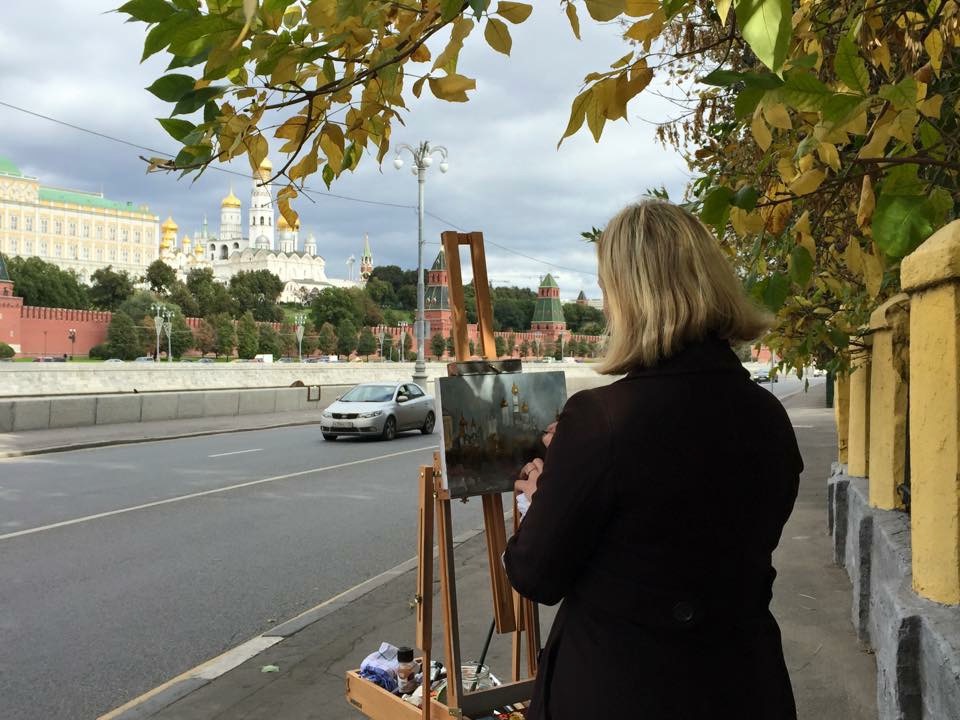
[{"left": 506, "top": 201, "right": 801, "bottom": 720}]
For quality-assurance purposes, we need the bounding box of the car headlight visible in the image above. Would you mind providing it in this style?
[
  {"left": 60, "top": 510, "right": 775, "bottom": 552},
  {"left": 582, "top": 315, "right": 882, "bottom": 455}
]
[
  {"left": 322, "top": 410, "right": 333, "bottom": 417},
  {"left": 358, "top": 410, "right": 383, "bottom": 419}
]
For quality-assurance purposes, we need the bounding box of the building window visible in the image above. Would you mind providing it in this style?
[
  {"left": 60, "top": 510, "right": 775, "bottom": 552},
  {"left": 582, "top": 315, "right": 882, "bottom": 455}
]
[
  {"left": 109, "top": 248, "right": 116, "bottom": 260},
  {"left": 69, "top": 222, "right": 76, "bottom": 236},
  {"left": 82, "top": 246, "right": 90, "bottom": 259},
  {"left": 122, "top": 249, "right": 129, "bottom": 262},
  {"left": 134, "top": 230, "right": 141, "bottom": 243},
  {"left": 10, "top": 216, "right": 17, "bottom": 230},
  {"left": 96, "top": 248, "right": 103, "bottom": 261},
  {"left": 95, "top": 225, "right": 103, "bottom": 239},
  {"left": 55, "top": 244, "right": 62, "bottom": 257},
  {"left": 39, "top": 240, "right": 47, "bottom": 254},
  {"left": 9, "top": 238, "right": 17, "bottom": 252},
  {"left": 135, "top": 252, "right": 141, "bottom": 264},
  {"left": 121, "top": 228, "right": 128, "bottom": 242},
  {"left": 260, "top": 217, "right": 264, "bottom": 225},
  {"left": 40, "top": 218, "right": 48, "bottom": 233},
  {"left": 25, "top": 217, "right": 33, "bottom": 231},
  {"left": 69, "top": 246, "right": 77, "bottom": 259},
  {"left": 82, "top": 223, "right": 90, "bottom": 237},
  {"left": 24, "top": 239, "right": 32, "bottom": 253},
  {"left": 54, "top": 220, "right": 62, "bottom": 234}
]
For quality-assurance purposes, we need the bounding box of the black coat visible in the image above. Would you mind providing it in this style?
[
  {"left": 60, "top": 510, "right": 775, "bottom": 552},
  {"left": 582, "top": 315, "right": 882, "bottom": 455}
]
[{"left": 504, "top": 335, "right": 802, "bottom": 720}]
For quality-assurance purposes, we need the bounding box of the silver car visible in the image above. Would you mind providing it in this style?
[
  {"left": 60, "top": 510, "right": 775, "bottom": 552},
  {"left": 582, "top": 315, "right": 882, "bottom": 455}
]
[{"left": 321, "top": 382, "right": 435, "bottom": 441}]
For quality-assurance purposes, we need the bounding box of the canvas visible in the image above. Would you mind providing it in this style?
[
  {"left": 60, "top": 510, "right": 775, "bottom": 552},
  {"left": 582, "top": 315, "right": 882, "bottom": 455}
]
[{"left": 434, "top": 371, "right": 568, "bottom": 499}]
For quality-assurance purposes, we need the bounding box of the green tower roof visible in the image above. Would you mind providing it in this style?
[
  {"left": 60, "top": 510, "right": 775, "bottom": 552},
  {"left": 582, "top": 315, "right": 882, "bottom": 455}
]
[
  {"left": 0, "top": 157, "right": 23, "bottom": 177},
  {"left": 0, "top": 254, "right": 10, "bottom": 282},
  {"left": 430, "top": 248, "right": 446, "bottom": 271},
  {"left": 532, "top": 297, "right": 565, "bottom": 324},
  {"left": 539, "top": 273, "right": 559, "bottom": 289}
]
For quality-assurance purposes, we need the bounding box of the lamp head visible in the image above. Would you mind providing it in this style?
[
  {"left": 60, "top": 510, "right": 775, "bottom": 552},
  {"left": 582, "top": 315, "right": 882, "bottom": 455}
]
[
  {"left": 422, "top": 156, "right": 433, "bottom": 167},
  {"left": 439, "top": 161, "right": 449, "bottom": 174},
  {"left": 393, "top": 156, "right": 404, "bottom": 170}
]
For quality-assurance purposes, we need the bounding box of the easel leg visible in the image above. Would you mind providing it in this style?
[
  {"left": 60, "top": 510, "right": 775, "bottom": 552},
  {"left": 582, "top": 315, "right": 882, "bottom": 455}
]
[
  {"left": 481, "top": 493, "right": 516, "bottom": 633},
  {"left": 416, "top": 466, "right": 435, "bottom": 720},
  {"left": 436, "top": 475, "right": 463, "bottom": 711}
]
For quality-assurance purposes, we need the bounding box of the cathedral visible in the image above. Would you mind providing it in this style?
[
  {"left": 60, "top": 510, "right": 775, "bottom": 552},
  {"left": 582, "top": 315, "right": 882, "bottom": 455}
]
[{"left": 160, "top": 158, "right": 372, "bottom": 302}]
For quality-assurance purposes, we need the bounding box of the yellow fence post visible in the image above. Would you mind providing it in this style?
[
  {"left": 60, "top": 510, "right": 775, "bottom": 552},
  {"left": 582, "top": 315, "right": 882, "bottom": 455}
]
[
  {"left": 835, "top": 374, "right": 850, "bottom": 464},
  {"left": 846, "top": 340, "right": 872, "bottom": 478},
  {"left": 868, "top": 294, "right": 910, "bottom": 510},
  {"left": 901, "top": 220, "right": 960, "bottom": 604}
]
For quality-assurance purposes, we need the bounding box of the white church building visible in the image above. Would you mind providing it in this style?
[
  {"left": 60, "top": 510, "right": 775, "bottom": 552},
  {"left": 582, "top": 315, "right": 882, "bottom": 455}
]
[{"left": 161, "top": 158, "right": 372, "bottom": 302}]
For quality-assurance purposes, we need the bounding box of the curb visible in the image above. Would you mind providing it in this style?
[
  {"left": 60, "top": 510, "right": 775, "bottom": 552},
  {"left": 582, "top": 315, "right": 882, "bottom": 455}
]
[
  {"left": 97, "top": 523, "right": 494, "bottom": 720},
  {"left": 0, "top": 417, "right": 324, "bottom": 459}
]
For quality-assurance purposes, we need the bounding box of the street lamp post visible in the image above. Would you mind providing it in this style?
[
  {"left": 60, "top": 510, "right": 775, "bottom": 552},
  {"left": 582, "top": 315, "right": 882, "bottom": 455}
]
[
  {"left": 67, "top": 328, "right": 77, "bottom": 360},
  {"left": 378, "top": 330, "right": 386, "bottom": 362},
  {"left": 162, "top": 309, "right": 173, "bottom": 363},
  {"left": 294, "top": 313, "right": 306, "bottom": 362},
  {"left": 535, "top": 331, "right": 542, "bottom": 359},
  {"left": 393, "top": 140, "right": 449, "bottom": 385},
  {"left": 150, "top": 303, "right": 165, "bottom": 362}
]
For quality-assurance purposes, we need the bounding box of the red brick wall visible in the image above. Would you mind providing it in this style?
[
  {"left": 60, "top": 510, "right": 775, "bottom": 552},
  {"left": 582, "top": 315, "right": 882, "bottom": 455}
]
[{"left": 18, "top": 306, "right": 112, "bottom": 357}]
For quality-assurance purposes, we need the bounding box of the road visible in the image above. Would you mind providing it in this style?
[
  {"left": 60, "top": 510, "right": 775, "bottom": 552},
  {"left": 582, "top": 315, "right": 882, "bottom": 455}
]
[
  {"left": 0, "top": 427, "right": 484, "bottom": 720},
  {"left": 0, "top": 374, "right": 820, "bottom": 720}
]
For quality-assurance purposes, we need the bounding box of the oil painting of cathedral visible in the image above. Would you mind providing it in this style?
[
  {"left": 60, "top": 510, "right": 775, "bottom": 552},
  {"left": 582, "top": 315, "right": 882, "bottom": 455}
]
[{"left": 435, "top": 371, "right": 568, "bottom": 499}]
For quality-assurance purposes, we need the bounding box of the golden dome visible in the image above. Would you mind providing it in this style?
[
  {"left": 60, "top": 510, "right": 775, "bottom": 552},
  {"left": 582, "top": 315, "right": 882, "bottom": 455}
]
[
  {"left": 161, "top": 215, "right": 178, "bottom": 232},
  {"left": 277, "top": 213, "right": 290, "bottom": 230},
  {"left": 258, "top": 157, "right": 273, "bottom": 172},
  {"left": 194, "top": 243, "right": 204, "bottom": 256},
  {"left": 221, "top": 187, "right": 241, "bottom": 208},
  {"left": 182, "top": 234, "right": 192, "bottom": 246}
]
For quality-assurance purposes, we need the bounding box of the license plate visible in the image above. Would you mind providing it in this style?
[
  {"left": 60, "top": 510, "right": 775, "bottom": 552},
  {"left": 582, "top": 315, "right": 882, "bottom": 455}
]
[{"left": 333, "top": 420, "right": 354, "bottom": 428}]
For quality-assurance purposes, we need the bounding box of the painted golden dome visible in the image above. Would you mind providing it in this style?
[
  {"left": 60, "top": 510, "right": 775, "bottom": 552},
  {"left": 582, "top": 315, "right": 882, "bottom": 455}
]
[
  {"left": 258, "top": 157, "right": 273, "bottom": 173},
  {"left": 161, "top": 215, "right": 178, "bottom": 232},
  {"left": 221, "top": 187, "right": 241, "bottom": 208},
  {"left": 277, "top": 213, "right": 300, "bottom": 231}
]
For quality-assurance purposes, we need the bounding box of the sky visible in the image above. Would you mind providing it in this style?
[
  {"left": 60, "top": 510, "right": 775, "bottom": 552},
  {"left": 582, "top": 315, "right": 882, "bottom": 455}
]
[{"left": 0, "top": 1, "right": 692, "bottom": 300}]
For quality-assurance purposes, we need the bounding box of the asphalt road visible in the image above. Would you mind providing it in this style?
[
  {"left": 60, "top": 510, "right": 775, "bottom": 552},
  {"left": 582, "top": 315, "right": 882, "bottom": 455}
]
[{"left": 0, "top": 427, "right": 487, "bottom": 720}]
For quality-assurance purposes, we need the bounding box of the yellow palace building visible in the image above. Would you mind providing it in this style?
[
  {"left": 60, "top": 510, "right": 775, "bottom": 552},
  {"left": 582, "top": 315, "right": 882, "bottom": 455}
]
[{"left": 0, "top": 156, "right": 160, "bottom": 282}]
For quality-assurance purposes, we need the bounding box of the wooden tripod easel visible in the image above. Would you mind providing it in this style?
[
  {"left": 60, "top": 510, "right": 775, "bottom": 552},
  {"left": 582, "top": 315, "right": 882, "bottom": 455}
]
[{"left": 345, "top": 231, "right": 540, "bottom": 720}]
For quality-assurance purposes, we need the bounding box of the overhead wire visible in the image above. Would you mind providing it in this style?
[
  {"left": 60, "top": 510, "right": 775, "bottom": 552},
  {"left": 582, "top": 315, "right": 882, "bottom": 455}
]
[{"left": 0, "top": 99, "right": 598, "bottom": 279}]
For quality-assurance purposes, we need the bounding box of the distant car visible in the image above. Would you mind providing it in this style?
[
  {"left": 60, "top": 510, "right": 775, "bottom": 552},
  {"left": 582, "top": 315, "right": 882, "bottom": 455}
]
[
  {"left": 33, "top": 356, "right": 57, "bottom": 362},
  {"left": 812, "top": 367, "right": 827, "bottom": 377},
  {"left": 104, "top": 358, "right": 124, "bottom": 363},
  {"left": 321, "top": 382, "right": 435, "bottom": 441},
  {"left": 198, "top": 357, "right": 215, "bottom": 363},
  {"left": 752, "top": 368, "right": 779, "bottom": 383},
  {"left": 134, "top": 356, "right": 154, "bottom": 362}
]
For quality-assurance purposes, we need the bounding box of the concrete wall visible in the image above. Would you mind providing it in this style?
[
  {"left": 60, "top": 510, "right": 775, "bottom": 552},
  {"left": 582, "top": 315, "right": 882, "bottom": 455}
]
[
  {"left": 0, "top": 361, "right": 605, "bottom": 397},
  {"left": 830, "top": 466, "right": 960, "bottom": 720},
  {"left": 0, "top": 371, "right": 617, "bottom": 432}
]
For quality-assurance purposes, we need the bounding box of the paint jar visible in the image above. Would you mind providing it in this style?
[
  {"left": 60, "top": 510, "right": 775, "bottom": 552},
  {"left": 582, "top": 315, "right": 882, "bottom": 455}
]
[
  {"left": 461, "top": 662, "right": 494, "bottom": 692},
  {"left": 396, "top": 646, "right": 418, "bottom": 695}
]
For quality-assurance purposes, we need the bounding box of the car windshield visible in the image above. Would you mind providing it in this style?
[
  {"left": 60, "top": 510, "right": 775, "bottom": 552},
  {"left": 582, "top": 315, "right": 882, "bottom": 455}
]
[{"left": 340, "top": 385, "right": 395, "bottom": 403}]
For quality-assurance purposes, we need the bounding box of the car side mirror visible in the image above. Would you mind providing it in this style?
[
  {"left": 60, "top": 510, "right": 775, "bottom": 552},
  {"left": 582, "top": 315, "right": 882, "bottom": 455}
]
[{"left": 397, "top": 395, "right": 408, "bottom": 403}]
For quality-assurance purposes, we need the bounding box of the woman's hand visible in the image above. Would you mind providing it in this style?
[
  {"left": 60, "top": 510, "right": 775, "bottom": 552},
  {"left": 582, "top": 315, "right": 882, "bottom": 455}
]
[
  {"left": 515, "top": 458, "right": 544, "bottom": 500},
  {"left": 542, "top": 421, "right": 558, "bottom": 449}
]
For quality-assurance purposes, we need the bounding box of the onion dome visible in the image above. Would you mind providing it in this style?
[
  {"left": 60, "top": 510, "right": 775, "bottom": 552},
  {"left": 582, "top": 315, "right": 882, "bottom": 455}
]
[
  {"left": 161, "top": 216, "right": 178, "bottom": 232},
  {"left": 221, "top": 186, "right": 241, "bottom": 208}
]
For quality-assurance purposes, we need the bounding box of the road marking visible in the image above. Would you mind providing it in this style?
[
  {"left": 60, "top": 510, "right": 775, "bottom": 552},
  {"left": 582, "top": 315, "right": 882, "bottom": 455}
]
[
  {"left": 0, "top": 445, "right": 438, "bottom": 543},
  {"left": 208, "top": 448, "right": 263, "bottom": 458}
]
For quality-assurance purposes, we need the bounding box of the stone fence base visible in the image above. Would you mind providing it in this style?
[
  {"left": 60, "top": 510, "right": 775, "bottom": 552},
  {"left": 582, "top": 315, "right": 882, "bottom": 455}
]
[{"left": 829, "top": 466, "right": 960, "bottom": 720}]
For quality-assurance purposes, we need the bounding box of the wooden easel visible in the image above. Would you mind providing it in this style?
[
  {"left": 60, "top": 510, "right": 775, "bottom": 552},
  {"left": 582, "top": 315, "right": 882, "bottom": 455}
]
[{"left": 345, "top": 231, "right": 540, "bottom": 720}]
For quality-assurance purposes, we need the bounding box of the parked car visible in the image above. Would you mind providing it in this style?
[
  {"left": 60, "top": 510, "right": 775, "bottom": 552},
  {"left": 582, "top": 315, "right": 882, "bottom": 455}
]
[
  {"left": 134, "top": 356, "right": 154, "bottom": 363},
  {"left": 104, "top": 358, "right": 124, "bottom": 363},
  {"left": 752, "top": 367, "right": 778, "bottom": 383},
  {"left": 198, "top": 357, "right": 215, "bottom": 364},
  {"left": 812, "top": 367, "right": 827, "bottom": 377},
  {"left": 320, "top": 382, "right": 435, "bottom": 441}
]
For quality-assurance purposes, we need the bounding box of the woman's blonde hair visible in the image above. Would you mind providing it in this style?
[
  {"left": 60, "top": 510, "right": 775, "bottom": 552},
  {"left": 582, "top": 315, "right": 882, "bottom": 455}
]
[{"left": 596, "top": 200, "right": 770, "bottom": 375}]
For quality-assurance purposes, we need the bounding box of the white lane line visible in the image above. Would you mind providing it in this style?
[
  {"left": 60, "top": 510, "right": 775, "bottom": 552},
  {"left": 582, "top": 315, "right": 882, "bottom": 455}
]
[
  {"left": 0, "top": 445, "right": 438, "bottom": 543},
  {"left": 208, "top": 448, "right": 263, "bottom": 458}
]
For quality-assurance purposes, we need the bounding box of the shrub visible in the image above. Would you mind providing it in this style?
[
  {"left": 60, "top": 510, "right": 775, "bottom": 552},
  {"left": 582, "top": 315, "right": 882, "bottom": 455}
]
[
  {"left": 0, "top": 342, "right": 14, "bottom": 359},
  {"left": 88, "top": 343, "right": 111, "bottom": 360}
]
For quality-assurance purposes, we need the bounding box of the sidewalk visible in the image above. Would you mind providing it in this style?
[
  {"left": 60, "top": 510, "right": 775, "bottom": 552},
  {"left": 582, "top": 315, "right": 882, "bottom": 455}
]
[
  {"left": 101, "top": 384, "right": 878, "bottom": 720},
  {"left": 0, "top": 409, "right": 328, "bottom": 458}
]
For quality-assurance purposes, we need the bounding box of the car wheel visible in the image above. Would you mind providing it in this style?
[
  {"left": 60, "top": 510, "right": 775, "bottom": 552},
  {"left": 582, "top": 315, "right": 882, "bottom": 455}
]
[
  {"left": 381, "top": 416, "right": 397, "bottom": 441},
  {"left": 421, "top": 411, "right": 435, "bottom": 435},
  {"left": 322, "top": 433, "right": 338, "bottom": 441}
]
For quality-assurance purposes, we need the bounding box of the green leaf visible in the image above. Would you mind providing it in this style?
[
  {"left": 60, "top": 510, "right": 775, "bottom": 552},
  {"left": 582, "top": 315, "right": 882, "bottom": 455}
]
[
  {"left": 759, "top": 273, "right": 791, "bottom": 311},
  {"left": 734, "top": 87, "right": 765, "bottom": 119},
  {"left": 166, "top": 48, "right": 210, "bottom": 70},
  {"left": 322, "top": 164, "right": 335, "bottom": 189},
  {"left": 834, "top": 36, "right": 869, "bottom": 95},
  {"left": 584, "top": 0, "right": 624, "bottom": 21},
  {"left": 496, "top": 1, "right": 533, "bottom": 23},
  {"left": 779, "top": 70, "right": 832, "bottom": 111},
  {"left": 171, "top": 86, "right": 224, "bottom": 115},
  {"left": 701, "top": 185, "right": 733, "bottom": 226},
  {"left": 821, "top": 94, "right": 864, "bottom": 124},
  {"left": 790, "top": 245, "right": 814, "bottom": 285},
  {"left": 731, "top": 185, "right": 759, "bottom": 211},
  {"left": 879, "top": 78, "right": 918, "bottom": 111},
  {"left": 203, "top": 100, "right": 219, "bottom": 123},
  {"left": 157, "top": 117, "right": 196, "bottom": 142},
  {"left": 929, "top": 186, "right": 955, "bottom": 225},
  {"left": 872, "top": 194, "right": 935, "bottom": 258},
  {"left": 883, "top": 163, "right": 923, "bottom": 195},
  {"left": 118, "top": 0, "right": 176, "bottom": 23},
  {"left": 700, "top": 69, "right": 745, "bottom": 86},
  {"left": 786, "top": 52, "right": 818, "bottom": 69},
  {"left": 146, "top": 73, "right": 196, "bottom": 102},
  {"left": 440, "top": 0, "right": 463, "bottom": 20},
  {"left": 141, "top": 12, "right": 191, "bottom": 62},
  {"left": 701, "top": 69, "right": 783, "bottom": 89},
  {"left": 735, "top": 0, "right": 792, "bottom": 73},
  {"left": 468, "top": 0, "right": 490, "bottom": 18}
]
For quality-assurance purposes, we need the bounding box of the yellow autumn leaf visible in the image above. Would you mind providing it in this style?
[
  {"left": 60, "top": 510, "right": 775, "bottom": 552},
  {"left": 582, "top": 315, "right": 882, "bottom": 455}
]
[
  {"left": 816, "top": 142, "right": 841, "bottom": 171},
  {"left": 798, "top": 153, "right": 815, "bottom": 172},
  {"left": 856, "top": 176, "right": 875, "bottom": 228},
  {"left": 428, "top": 73, "right": 477, "bottom": 102},
  {"left": 496, "top": 1, "right": 533, "bottom": 24},
  {"left": 246, "top": 133, "right": 269, "bottom": 173},
  {"left": 844, "top": 239, "right": 863, "bottom": 278},
  {"left": 484, "top": 17, "right": 512, "bottom": 55},
  {"left": 789, "top": 169, "right": 826, "bottom": 196},
  {"left": 917, "top": 94, "right": 944, "bottom": 118},
  {"left": 730, "top": 207, "right": 765, "bottom": 235},
  {"left": 870, "top": 42, "right": 892, "bottom": 74},
  {"left": 751, "top": 111, "right": 772, "bottom": 151},
  {"left": 858, "top": 124, "right": 892, "bottom": 159},
  {"left": 565, "top": 2, "right": 581, "bottom": 39},
  {"left": 410, "top": 44, "right": 431, "bottom": 62},
  {"left": 625, "top": 0, "right": 659, "bottom": 15},
  {"left": 862, "top": 250, "right": 884, "bottom": 298},
  {"left": 799, "top": 233, "right": 817, "bottom": 264},
  {"left": 625, "top": 9, "right": 664, "bottom": 46},
  {"left": 762, "top": 102, "right": 792, "bottom": 130},
  {"left": 716, "top": 0, "right": 732, "bottom": 24},
  {"left": 777, "top": 157, "right": 796, "bottom": 184},
  {"left": 794, "top": 210, "right": 812, "bottom": 237},
  {"left": 924, "top": 29, "right": 944, "bottom": 77}
]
